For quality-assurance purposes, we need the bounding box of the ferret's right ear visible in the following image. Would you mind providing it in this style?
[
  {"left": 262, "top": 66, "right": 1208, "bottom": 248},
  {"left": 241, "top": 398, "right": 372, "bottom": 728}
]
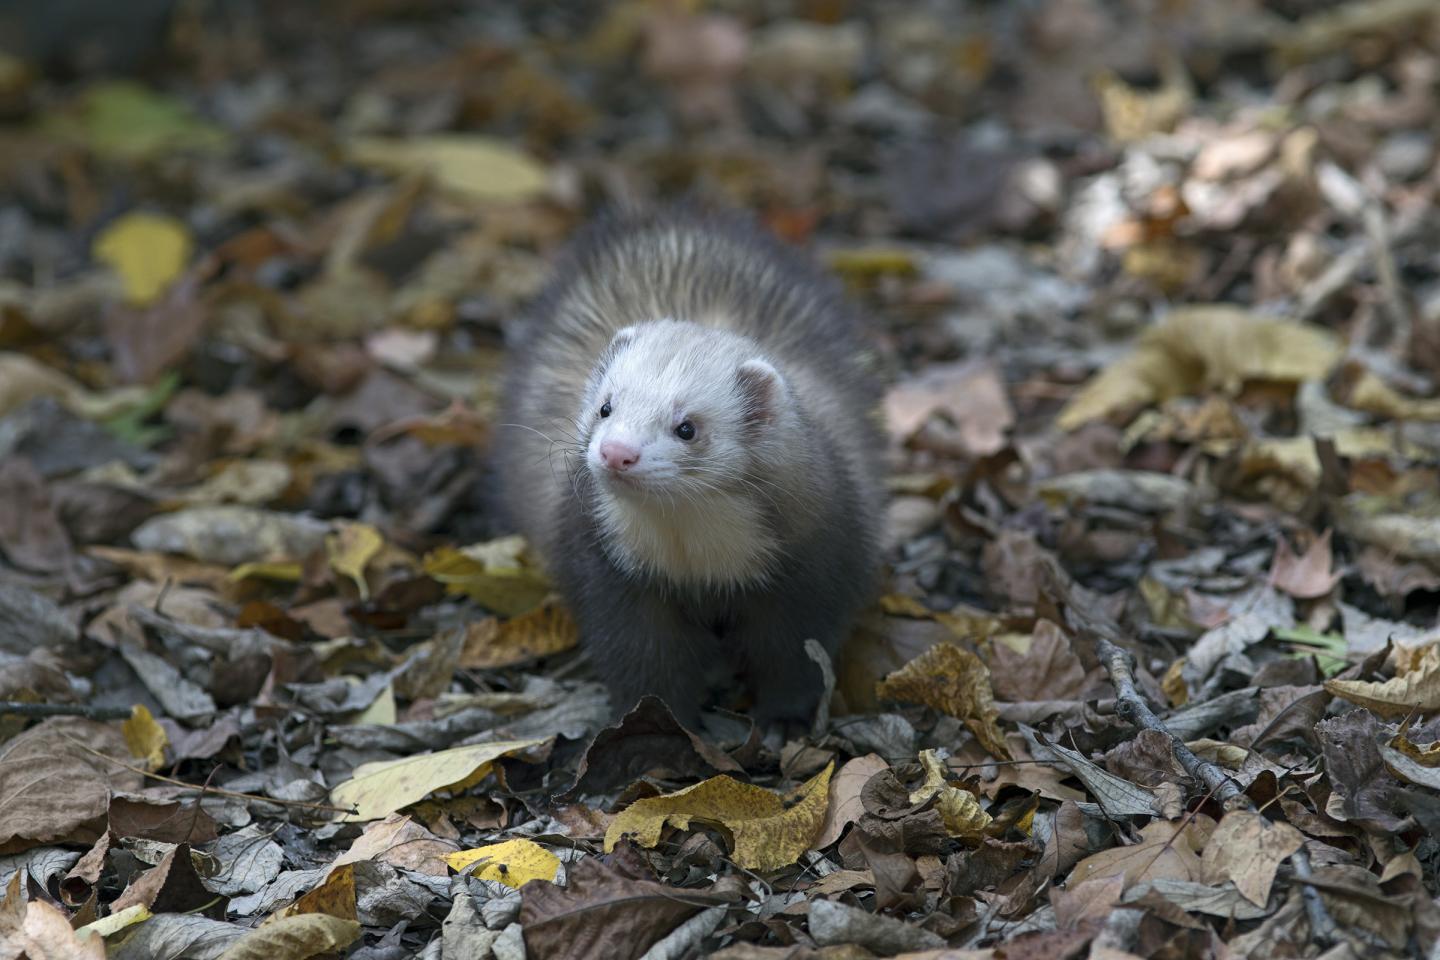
[{"left": 736, "top": 359, "right": 786, "bottom": 425}]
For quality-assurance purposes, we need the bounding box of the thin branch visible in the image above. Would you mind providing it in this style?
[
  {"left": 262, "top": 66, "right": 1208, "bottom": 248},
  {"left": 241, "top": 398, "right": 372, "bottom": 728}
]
[
  {"left": 0, "top": 702, "right": 134, "bottom": 721},
  {"left": 1091, "top": 632, "right": 1336, "bottom": 944},
  {"left": 59, "top": 733, "right": 357, "bottom": 817}
]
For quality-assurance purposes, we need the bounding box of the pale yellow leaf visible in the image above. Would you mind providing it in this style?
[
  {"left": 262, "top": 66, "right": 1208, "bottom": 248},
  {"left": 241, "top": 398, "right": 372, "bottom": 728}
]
[
  {"left": 606, "top": 762, "right": 834, "bottom": 871},
  {"left": 325, "top": 522, "right": 384, "bottom": 601},
  {"left": 330, "top": 737, "right": 549, "bottom": 822},
  {"left": 122, "top": 704, "right": 168, "bottom": 772},
  {"left": 93, "top": 212, "right": 193, "bottom": 306},
  {"left": 445, "top": 838, "right": 560, "bottom": 888},
  {"left": 908, "top": 750, "right": 992, "bottom": 839},
  {"left": 424, "top": 538, "right": 552, "bottom": 617},
  {"left": 347, "top": 135, "right": 548, "bottom": 203}
]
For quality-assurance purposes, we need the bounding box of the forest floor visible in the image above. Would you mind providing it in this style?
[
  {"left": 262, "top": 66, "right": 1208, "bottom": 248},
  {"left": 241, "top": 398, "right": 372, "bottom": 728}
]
[{"left": 1, "top": 1, "right": 1439, "bottom": 958}]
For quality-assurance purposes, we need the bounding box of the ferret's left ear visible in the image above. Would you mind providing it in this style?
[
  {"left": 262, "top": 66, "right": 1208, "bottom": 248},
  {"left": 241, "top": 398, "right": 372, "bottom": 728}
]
[{"left": 736, "top": 359, "right": 786, "bottom": 424}]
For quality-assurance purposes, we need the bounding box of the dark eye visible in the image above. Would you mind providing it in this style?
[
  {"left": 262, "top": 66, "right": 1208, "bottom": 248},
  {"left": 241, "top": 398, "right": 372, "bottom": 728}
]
[
  {"left": 674, "top": 421, "right": 695, "bottom": 441},
  {"left": 600, "top": 401, "right": 611, "bottom": 418}
]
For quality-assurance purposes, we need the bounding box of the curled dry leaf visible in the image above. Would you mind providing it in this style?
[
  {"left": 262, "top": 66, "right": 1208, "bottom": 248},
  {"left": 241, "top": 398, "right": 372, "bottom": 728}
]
[
  {"left": 445, "top": 839, "right": 560, "bottom": 888},
  {"left": 814, "top": 753, "right": 889, "bottom": 848},
  {"left": 604, "top": 762, "right": 834, "bottom": 871},
  {"left": 907, "top": 750, "right": 992, "bottom": 838},
  {"left": 877, "top": 642, "right": 1012, "bottom": 760},
  {"left": 459, "top": 603, "right": 578, "bottom": 670},
  {"left": 1325, "top": 643, "right": 1440, "bottom": 717},
  {"left": 214, "top": 913, "right": 361, "bottom": 960},
  {"left": 1269, "top": 530, "right": 1341, "bottom": 599}
]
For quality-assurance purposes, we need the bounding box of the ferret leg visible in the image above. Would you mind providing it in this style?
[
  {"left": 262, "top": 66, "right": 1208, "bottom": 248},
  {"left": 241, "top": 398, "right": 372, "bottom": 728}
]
[
  {"left": 733, "top": 590, "right": 843, "bottom": 724},
  {"left": 573, "top": 586, "right": 718, "bottom": 724}
]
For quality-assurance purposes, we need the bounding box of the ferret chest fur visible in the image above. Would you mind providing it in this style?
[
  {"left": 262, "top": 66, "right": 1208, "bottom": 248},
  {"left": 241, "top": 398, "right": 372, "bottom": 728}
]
[{"left": 594, "top": 483, "right": 778, "bottom": 588}]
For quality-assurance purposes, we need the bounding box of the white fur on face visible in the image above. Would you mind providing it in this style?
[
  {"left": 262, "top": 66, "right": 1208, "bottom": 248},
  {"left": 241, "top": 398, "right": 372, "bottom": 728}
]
[{"left": 579, "top": 320, "right": 785, "bottom": 588}]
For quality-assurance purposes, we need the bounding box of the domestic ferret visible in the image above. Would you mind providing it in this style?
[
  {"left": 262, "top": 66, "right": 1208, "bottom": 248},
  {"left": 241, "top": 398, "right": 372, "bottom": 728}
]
[{"left": 496, "top": 207, "right": 883, "bottom": 724}]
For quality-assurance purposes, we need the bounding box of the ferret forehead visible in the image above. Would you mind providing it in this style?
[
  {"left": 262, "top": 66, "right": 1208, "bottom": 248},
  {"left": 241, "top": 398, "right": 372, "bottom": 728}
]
[{"left": 606, "top": 320, "right": 751, "bottom": 388}]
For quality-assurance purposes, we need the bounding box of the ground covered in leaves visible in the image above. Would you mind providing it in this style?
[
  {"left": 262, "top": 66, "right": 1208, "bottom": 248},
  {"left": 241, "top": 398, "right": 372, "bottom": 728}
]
[{"left": 2, "top": 1, "right": 1439, "bottom": 958}]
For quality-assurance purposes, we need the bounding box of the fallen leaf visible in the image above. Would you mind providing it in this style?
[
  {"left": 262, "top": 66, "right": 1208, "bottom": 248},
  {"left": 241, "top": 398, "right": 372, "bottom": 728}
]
[
  {"left": 43, "top": 81, "right": 227, "bottom": 161},
  {"left": 0, "top": 718, "right": 142, "bottom": 852},
  {"left": 1199, "top": 810, "right": 1303, "bottom": 907},
  {"left": 271, "top": 863, "right": 356, "bottom": 922},
  {"left": 215, "top": 913, "right": 360, "bottom": 960},
  {"left": 877, "top": 643, "right": 1012, "bottom": 760},
  {"left": 93, "top": 212, "right": 193, "bottom": 306},
  {"left": 1070, "top": 818, "right": 1209, "bottom": 888},
  {"left": 445, "top": 839, "right": 560, "bottom": 888},
  {"left": 329, "top": 738, "right": 548, "bottom": 821},
  {"left": 121, "top": 705, "right": 168, "bottom": 772},
  {"left": 605, "top": 762, "right": 834, "bottom": 871},
  {"left": 814, "top": 753, "right": 889, "bottom": 848},
  {"left": 424, "top": 537, "right": 552, "bottom": 617},
  {"left": 1269, "top": 530, "right": 1342, "bottom": 599},
  {"left": 331, "top": 814, "right": 454, "bottom": 876},
  {"left": 459, "top": 603, "right": 578, "bottom": 670},
  {"left": 347, "top": 135, "right": 548, "bottom": 202},
  {"left": 325, "top": 522, "right": 383, "bottom": 601},
  {"left": 907, "top": 750, "right": 992, "bottom": 838},
  {"left": 567, "top": 695, "right": 745, "bottom": 796},
  {"left": 131, "top": 507, "right": 330, "bottom": 566},
  {"left": 1325, "top": 644, "right": 1440, "bottom": 717},
  {"left": 1057, "top": 306, "right": 1342, "bottom": 430}
]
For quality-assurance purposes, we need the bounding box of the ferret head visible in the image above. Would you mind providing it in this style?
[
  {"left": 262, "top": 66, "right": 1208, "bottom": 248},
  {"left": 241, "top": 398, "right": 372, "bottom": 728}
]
[{"left": 576, "top": 319, "right": 796, "bottom": 584}]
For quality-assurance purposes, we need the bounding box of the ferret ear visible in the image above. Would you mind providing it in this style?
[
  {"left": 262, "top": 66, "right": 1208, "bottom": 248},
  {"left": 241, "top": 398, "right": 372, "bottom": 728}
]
[
  {"left": 610, "top": 325, "right": 640, "bottom": 349},
  {"left": 736, "top": 359, "right": 786, "bottom": 424}
]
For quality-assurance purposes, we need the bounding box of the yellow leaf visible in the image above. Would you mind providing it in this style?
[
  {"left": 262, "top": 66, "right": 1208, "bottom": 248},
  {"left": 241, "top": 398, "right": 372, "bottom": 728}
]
[
  {"left": 459, "top": 604, "right": 578, "bottom": 670},
  {"left": 93, "top": 212, "right": 193, "bottom": 306},
  {"left": 877, "top": 643, "right": 1012, "bottom": 760},
  {"left": 43, "top": 81, "right": 228, "bottom": 161},
  {"left": 424, "top": 537, "right": 552, "bottom": 617},
  {"left": 1057, "top": 306, "right": 1342, "bottom": 431},
  {"left": 350, "top": 684, "right": 396, "bottom": 726},
  {"left": 227, "top": 561, "right": 304, "bottom": 583},
  {"left": 347, "top": 135, "right": 548, "bottom": 203},
  {"left": 1325, "top": 643, "right": 1440, "bottom": 717},
  {"left": 445, "top": 839, "right": 560, "bottom": 888},
  {"left": 605, "top": 762, "right": 834, "bottom": 871},
  {"left": 122, "top": 704, "right": 168, "bottom": 772},
  {"left": 330, "top": 738, "right": 549, "bottom": 822},
  {"left": 75, "top": 903, "right": 150, "bottom": 939},
  {"left": 216, "top": 913, "right": 361, "bottom": 960},
  {"left": 326, "top": 522, "right": 384, "bottom": 601},
  {"left": 908, "top": 750, "right": 992, "bottom": 838}
]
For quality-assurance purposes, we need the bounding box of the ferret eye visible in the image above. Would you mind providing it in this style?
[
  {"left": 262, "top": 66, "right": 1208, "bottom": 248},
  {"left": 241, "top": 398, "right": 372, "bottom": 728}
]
[
  {"left": 600, "top": 401, "right": 611, "bottom": 418},
  {"left": 674, "top": 421, "right": 695, "bottom": 441}
]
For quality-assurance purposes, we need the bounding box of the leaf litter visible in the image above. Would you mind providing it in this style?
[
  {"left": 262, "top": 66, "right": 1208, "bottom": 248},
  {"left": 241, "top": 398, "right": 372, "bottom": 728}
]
[{"left": 1, "top": 1, "right": 1439, "bottom": 958}]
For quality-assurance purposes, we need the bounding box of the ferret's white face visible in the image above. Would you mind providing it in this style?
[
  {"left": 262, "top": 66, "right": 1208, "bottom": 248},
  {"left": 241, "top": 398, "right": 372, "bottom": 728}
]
[{"left": 577, "top": 319, "right": 789, "bottom": 585}]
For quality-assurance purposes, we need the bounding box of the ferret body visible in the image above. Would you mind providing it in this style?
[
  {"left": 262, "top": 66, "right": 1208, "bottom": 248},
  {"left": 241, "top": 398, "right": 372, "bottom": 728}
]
[{"left": 496, "top": 208, "right": 883, "bottom": 723}]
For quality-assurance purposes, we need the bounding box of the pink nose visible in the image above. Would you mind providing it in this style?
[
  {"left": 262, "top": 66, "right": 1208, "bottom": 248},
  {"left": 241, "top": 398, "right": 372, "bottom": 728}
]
[{"left": 599, "top": 440, "right": 641, "bottom": 471}]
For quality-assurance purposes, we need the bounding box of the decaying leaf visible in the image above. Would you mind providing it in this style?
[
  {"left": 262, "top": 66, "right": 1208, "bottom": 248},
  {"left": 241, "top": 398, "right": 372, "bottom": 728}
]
[
  {"left": 459, "top": 603, "right": 578, "bottom": 670},
  {"left": 877, "top": 643, "right": 1012, "bottom": 760},
  {"left": 907, "top": 750, "right": 992, "bottom": 838},
  {"left": 445, "top": 838, "right": 560, "bottom": 888},
  {"left": 215, "top": 913, "right": 361, "bottom": 960},
  {"left": 1199, "top": 810, "right": 1303, "bottom": 907},
  {"left": 330, "top": 738, "right": 549, "bottom": 822},
  {"left": 605, "top": 762, "right": 833, "bottom": 871}
]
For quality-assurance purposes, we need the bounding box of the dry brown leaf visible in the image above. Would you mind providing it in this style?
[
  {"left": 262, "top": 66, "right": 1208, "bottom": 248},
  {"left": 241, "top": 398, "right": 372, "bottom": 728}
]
[
  {"left": 270, "top": 863, "right": 357, "bottom": 923},
  {"left": 1069, "top": 818, "right": 1210, "bottom": 888},
  {"left": 1269, "top": 530, "right": 1342, "bottom": 599},
  {"left": 1199, "top": 810, "right": 1303, "bottom": 906},
  {"left": 459, "top": 603, "right": 578, "bottom": 670},
  {"left": 877, "top": 643, "right": 1012, "bottom": 760},
  {"left": 1325, "top": 643, "right": 1440, "bottom": 717},
  {"left": 814, "top": 753, "right": 889, "bottom": 848},
  {"left": 216, "top": 913, "right": 360, "bottom": 960},
  {"left": 604, "top": 762, "right": 834, "bottom": 871}
]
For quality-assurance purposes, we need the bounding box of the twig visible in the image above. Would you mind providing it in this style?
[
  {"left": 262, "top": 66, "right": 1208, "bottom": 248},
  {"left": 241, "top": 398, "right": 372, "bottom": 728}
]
[
  {"left": 0, "top": 702, "right": 134, "bottom": 721},
  {"left": 59, "top": 733, "right": 357, "bottom": 816},
  {"left": 1090, "top": 632, "right": 1337, "bottom": 943}
]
